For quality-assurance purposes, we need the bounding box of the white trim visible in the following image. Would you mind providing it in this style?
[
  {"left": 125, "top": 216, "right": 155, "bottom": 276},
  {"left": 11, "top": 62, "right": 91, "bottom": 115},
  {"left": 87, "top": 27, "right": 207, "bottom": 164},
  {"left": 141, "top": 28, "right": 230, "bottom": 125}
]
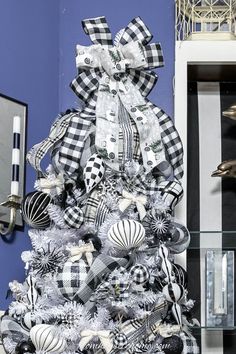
[
  {"left": 175, "top": 40, "right": 236, "bottom": 223},
  {"left": 174, "top": 40, "right": 236, "bottom": 353}
]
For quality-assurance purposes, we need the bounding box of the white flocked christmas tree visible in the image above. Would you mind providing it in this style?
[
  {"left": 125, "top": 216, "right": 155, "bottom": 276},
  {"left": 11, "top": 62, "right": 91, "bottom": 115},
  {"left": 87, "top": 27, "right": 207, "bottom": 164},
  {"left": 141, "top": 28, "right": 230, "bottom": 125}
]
[{"left": 1, "top": 16, "right": 200, "bottom": 354}]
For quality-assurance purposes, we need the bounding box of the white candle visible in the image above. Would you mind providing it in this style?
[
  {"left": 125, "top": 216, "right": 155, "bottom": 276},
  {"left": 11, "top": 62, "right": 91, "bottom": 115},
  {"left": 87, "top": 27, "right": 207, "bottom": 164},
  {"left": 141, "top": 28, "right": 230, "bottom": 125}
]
[{"left": 10, "top": 116, "right": 21, "bottom": 196}]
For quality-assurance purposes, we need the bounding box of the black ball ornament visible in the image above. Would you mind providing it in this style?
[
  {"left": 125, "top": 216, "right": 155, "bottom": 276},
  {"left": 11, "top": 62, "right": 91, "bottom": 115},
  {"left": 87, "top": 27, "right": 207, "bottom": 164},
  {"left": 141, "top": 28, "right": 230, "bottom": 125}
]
[
  {"left": 15, "top": 340, "right": 35, "bottom": 354},
  {"left": 21, "top": 191, "right": 52, "bottom": 229},
  {"left": 161, "top": 335, "right": 184, "bottom": 354}
]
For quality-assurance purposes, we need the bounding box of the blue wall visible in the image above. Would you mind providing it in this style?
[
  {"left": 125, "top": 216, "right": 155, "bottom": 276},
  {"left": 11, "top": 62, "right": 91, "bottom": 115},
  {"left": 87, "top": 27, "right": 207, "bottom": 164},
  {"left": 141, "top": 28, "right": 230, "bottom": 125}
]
[
  {"left": 0, "top": 0, "right": 175, "bottom": 308},
  {"left": 0, "top": 1, "right": 59, "bottom": 309}
]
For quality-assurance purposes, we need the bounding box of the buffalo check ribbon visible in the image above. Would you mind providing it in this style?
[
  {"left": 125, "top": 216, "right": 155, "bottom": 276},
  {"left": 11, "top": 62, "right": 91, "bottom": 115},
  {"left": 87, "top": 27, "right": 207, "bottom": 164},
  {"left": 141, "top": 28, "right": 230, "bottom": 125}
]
[{"left": 71, "top": 16, "right": 184, "bottom": 179}]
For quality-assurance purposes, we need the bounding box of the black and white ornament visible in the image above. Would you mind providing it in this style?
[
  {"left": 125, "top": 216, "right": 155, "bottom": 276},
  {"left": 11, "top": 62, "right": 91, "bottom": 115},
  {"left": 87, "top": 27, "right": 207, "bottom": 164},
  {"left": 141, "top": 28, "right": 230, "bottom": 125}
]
[
  {"left": 161, "top": 335, "right": 184, "bottom": 354},
  {"left": 31, "top": 246, "right": 65, "bottom": 276},
  {"left": 21, "top": 312, "right": 41, "bottom": 331},
  {"left": 83, "top": 153, "right": 105, "bottom": 193},
  {"left": 172, "top": 263, "right": 188, "bottom": 289},
  {"left": 56, "top": 258, "right": 90, "bottom": 300},
  {"left": 108, "top": 219, "right": 145, "bottom": 250},
  {"left": 15, "top": 340, "right": 35, "bottom": 354},
  {"left": 21, "top": 191, "right": 52, "bottom": 229},
  {"left": 130, "top": 264, "right": 150, "bottom": 286},
  {"left": 113, "top": 332, "right": 128, "bottom": 349},
  {"left": 64, "top": 205, "right": 84, "bottom": 228},
  {"left": 165, "top": 222, "right": 190, "bottom": 254},
  {"left": 30, "top": 324, "right": 66, "bottom": 353}
]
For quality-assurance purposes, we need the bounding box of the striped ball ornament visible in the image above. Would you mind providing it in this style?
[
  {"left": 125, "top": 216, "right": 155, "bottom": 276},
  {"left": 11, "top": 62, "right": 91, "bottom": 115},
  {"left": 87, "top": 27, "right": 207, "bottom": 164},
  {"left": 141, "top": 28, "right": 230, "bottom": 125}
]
[
  {"left": 30, "top": 324, "right": 66, "bottom": 353},
  {"left": 21, "top": 191, "right": 52, "bottom": 229},
  {"left": 108, "top": 219, "right": 145, "bottom": 250},
  {"left": 162, "top": 282, "right": 185, "bottom": 303}
]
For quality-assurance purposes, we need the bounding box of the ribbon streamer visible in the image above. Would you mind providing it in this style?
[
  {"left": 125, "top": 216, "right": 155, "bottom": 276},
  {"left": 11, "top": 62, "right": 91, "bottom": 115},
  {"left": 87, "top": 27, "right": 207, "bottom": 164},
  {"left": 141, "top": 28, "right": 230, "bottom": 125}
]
[
  {"left": 119, "top": 190, "right": 147, "bottom": 220},
  {"left": 79, "top": 329, "right": 113, "bottom": 354},
  {"left": 68, "top": 242, "right": 95, "bottom": 266}
]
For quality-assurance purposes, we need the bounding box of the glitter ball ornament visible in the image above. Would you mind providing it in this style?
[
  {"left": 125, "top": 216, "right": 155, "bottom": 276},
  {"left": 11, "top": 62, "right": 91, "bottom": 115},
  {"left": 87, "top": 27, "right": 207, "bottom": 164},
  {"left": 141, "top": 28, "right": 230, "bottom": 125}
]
[
  {"left": 165, "top": 222, "right": 190, "bottom": 254},
  {"left": 21, "top": 191, "right": 52, "bottom": 229},
  {"left": 161, "top": 335, "right": 183, "bottom": 354},
  {"left": 113, "top": 333, "right": 128, "bottom": 349}
]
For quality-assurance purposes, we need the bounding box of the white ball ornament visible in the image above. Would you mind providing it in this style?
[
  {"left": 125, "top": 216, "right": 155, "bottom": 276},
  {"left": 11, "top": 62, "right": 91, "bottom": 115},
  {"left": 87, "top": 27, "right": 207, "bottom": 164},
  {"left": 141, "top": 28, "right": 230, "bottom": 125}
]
[
  {"left": 108, "top": 219, "right": 145, "bottom": 250},
  {"left": 30, "top": 324, "right": 66, "bottom": 353}
]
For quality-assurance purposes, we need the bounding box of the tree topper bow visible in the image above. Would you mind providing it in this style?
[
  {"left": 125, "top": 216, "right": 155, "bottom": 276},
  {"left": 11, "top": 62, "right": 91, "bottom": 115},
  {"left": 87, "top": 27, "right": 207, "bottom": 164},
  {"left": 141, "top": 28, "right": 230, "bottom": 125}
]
[{"left": 70, "top": 16, "right": 183, "bottom": 177}]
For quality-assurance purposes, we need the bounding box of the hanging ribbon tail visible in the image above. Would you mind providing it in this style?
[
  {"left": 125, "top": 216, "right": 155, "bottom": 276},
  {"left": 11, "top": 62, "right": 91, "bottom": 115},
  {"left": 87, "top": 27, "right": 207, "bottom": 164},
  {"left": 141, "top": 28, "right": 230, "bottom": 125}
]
[
  {"left": 26, "top": 112, "right": 72, "bottom": 174},
  {"left": 150, "top": 103, "right": 184, "bottom": 180}
]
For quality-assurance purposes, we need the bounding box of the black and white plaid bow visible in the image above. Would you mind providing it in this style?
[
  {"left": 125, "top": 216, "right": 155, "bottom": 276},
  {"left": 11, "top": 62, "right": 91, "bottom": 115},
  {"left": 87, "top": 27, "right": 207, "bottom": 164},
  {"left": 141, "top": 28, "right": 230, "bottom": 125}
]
[
  {"left": 71, "top": 16, "right": 163, "bottom": 115},
  {"left": 70, "top": 16, "right": 183, "bottom": 180}
]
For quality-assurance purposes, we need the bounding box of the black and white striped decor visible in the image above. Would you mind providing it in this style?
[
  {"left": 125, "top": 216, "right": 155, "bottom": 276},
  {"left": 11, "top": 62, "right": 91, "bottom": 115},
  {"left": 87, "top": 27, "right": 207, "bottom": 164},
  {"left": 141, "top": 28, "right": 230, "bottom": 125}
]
[
  {"left": 11, "top": 115, "right": 21, "bottom": 196},
  {"left": 187, "top": 81, "right": 236, "bottom": 354}
]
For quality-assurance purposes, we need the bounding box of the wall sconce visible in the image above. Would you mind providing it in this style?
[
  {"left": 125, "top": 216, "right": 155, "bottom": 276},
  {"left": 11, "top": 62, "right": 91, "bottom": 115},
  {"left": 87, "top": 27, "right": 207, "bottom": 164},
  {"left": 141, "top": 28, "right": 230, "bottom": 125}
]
[{"left": 0, "top": 94, "right": 27, "bottom": 236}]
